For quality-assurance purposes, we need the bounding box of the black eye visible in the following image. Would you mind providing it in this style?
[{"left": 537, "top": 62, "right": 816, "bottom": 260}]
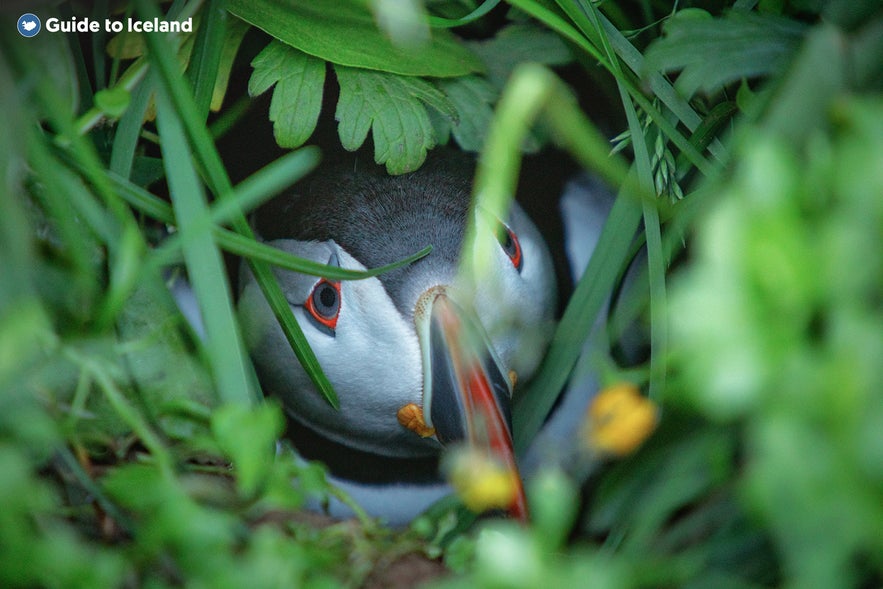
[
  {"left": 497, "top": 224, "right": 523, "bottom": 272},
  {"left": 305, "top": 279, "right": 341, "bottom": 334}
]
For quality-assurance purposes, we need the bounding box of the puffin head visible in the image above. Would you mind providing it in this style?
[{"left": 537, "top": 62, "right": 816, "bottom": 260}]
[{"left": 238, "top": 153, "right": 556, "bottom": 518}]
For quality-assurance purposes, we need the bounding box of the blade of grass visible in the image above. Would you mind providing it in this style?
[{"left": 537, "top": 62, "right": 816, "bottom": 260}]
[
  {"left": 515, "top": 193, "right": 642, "bottom": 452},
  {"left": 187, "top": 0, "right": 227, "bottom": 119},
  {"left": 209, "top": 93, "right": 251, "bottom": 140},
  {"left": 596, "top": 15, "right": 726, "bottom": 160},
  {"left": 98, "top": 223, "right": 147, "bottom": 328},
  {"left": 56, "top": 444, "right": 135, "bottom": 533},
  {"left": 27, "top": 141, "right": 101, "bottom": 296},
  {"left": 4, "top": 28, "right": 183, "bottom": 340},
  {"left": 104, "top": 169, "right": 176, "bottom": 223},
  {"left": 462, "top": 62, "right": 648, "bottom": 451},
  {"left": 472, "top": 64, "right": 636, "bottom": 226},
  {"left": 586, "top": 0, "right": 667, "bottom": 402},
  {"left": 64, "top": 348, "right": 175, "bottom": 476},
  {"left": 135, "top": 0, "right": 339, "bottom": 408},
  {"left": 607, "top": 183, "right": 716, "bottom": 346},
  {"left": 155, "top": 88, "right": 255, "bottom": 406},
  {"left": 58, "top": 1, "right": 94, "bottom": 110},
  {"left": 97, "top": 161, "right": 434, "bottom": 280},
  {"left": 71, "top": 0, "right": 205, "bottom": 138},
  {"left": 0, "top": 68, "right": 51, "bottom": 349},
  {"left": 1, "top": 35, "right": 130, "bottom": 232},
  {"left": 36, "top": 146, "right": 147, "bottom": 330},
  {"left": 109, "top": 72, "right": 155, "bottom": 179},
  {"left": 567, "top": 2, "right": 716, "bottom": 176},
  {"left": 208, "top": 146, "right": 321, "bottom": 227},
  {"left": 90, "top": 0, "right": 109, "bottom": 91},
  {"left": 562, "top": 0, "right": 727, "bottom": 161},
  {"left": 212, "top": 233, "right": 433, "bottom": 280},
  {"left": 509, "top": 0, "right": 719, "bottom": 175}
]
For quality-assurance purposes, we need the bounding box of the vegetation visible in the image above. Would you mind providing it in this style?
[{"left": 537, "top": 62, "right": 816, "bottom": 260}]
[{"left": 1, "top": 0, "right": 881, "bottom": 587}]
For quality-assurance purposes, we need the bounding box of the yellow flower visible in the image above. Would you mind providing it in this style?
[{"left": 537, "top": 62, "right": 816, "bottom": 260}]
[
  {"left": 584, "top": 383, "right": 658, "bottom": 457},
  {"left": 443, "top": 447, "right": 518, "bottom": 513}
]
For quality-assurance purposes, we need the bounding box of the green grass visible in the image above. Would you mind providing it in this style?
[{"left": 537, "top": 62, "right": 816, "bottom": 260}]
[{"left": 1, "top": 0, "right": 882, "bottom": 587}]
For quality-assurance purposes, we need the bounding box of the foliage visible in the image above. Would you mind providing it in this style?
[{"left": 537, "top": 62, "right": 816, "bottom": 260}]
[
  {"left": 237, "top": 1, "right": 570, "bottom": 173},
  {"left": 1, "top": 0, "right": 882, "bottom": 587}
]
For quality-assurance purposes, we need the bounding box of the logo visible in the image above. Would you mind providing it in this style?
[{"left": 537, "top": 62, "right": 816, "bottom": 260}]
[{"left": 17, "top": 13, "right": 41, "bottom": 37}]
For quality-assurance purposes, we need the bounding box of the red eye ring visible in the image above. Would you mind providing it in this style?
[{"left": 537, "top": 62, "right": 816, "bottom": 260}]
[
  {"left": 305, "top": 279, "right": 341, "bottom": 332},
  {"left": 499, "top": 225, "right": 523, "bottom": 272}
]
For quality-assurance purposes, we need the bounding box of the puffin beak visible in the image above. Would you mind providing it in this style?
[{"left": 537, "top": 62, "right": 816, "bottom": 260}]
[{"left": 416, "top": 288, "right": 528, "bottom": 521}]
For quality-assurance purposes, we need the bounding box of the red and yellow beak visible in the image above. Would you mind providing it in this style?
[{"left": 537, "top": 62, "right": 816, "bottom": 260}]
[{"left": 411, "top": 288, "right": 528, "bottom": 521}]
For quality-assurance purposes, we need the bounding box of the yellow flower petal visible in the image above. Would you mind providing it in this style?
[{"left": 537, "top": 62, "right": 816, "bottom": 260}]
[
  {"left": 584, "top": 383, "right": 658, "bottom": 457},
  {"left": 443, "top": 447, "right": 518, "bottom": 513}
]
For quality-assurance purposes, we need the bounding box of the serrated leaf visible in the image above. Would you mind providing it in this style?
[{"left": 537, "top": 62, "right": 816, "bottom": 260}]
[
  {"left": 249, "top": 41, "right": 326, "bottom": 148},
  {"left": 644, "top": 11, "right": 807, "bottom": 97},
  {"left": 228, "top": 0, "right": 482, "bottom": 77},
  {"left": 334, "top": 65, "right": 446, "bottom": 174},
  {"left": 436, "top": 75, "right": 497, "bottom": 152},
  {"left": 468, "top": 23, "right": 573, "bottom": 90}
]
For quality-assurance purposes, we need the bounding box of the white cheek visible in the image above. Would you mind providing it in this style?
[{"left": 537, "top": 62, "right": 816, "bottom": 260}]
[
  {"left": 287, "top": 272, "right": 433, "bottom": 456},
  {"left": 471, "top": 213, "right": 557, "bottom": 380},
  {"left": 330, "top": 280, "right": 423, "bottom": 414}
]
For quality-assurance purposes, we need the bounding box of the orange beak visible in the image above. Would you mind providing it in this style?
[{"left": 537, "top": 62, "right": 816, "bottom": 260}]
[{"left": 419, "top": 289, "right": 528, "bottom": 521}]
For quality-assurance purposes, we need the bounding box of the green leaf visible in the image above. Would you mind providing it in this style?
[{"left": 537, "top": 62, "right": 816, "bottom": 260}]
[
  {"left": 228, "top": 0, "right": 483, "bottom": 77},
  {"left": 93, "top": 87, "right": 131, "bottom": 119},
  {"left": 334, "top": 65, "right": 454, "bottom": 174},
  {"left": 645, "top": 11, "right": 807, "bottom": 97},
  {"left": 763, "top": 24, "right": 848, "bottom": 145},
  {"left": 249, "top": 41, "right": 326, "bottom": 149},
  {"left": 31, "top": 31, "right": 81, "bottom": 117},
  {"left": 528, "top": 469, "right": 579, "bottom": 551},
  {"left": 436, "top": 75, "right": 497, "bottom": 152},
  {"left": 155, "top": 89, "right": 256, "bottom": 407},
  {"left": 210, "top": 17, "right": 250, "bottom": 111},
  {"left": 106, "top": 11, "right": 246, "bottom": 116},
  {"left": 211, "top": 402, "right": 285, "bottom": 497},
  {"left": 115, "top": 279, "right": 217, "bottom": 440},
  {"left": 188, "top": 1, "right": 226, "bottom": 119},
  {"left": 428, "top": 0, "right": 502, "bottom": 28},
  {"left": 467, "top": 23, "right": 572, "bottom": 90}
]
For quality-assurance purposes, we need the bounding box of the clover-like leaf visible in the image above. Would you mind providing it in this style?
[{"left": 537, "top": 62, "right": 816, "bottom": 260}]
[
  {"left": 334, "top": 65, "right": 457, "bottom": 174},
  {"left": 249, "top": 41, "right": 326, "bottom": 149}
]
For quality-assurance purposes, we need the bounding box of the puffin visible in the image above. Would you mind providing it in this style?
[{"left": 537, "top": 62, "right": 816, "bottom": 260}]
[{"left": 237, "top": 151, "right": 558, "bottom": 522}]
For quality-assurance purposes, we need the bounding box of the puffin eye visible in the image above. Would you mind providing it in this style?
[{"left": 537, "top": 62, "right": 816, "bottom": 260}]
[
  {"left": 496, "top": 224, "right": 523, "bottom": 272},
  {"left": 305, "top": 279, "right": 341, "bottom": 334}
]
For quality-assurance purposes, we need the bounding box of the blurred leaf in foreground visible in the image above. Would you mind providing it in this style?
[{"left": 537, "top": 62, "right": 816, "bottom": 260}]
[{"left": 669, "top": 97, "right": 883, "bottom": 589}]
